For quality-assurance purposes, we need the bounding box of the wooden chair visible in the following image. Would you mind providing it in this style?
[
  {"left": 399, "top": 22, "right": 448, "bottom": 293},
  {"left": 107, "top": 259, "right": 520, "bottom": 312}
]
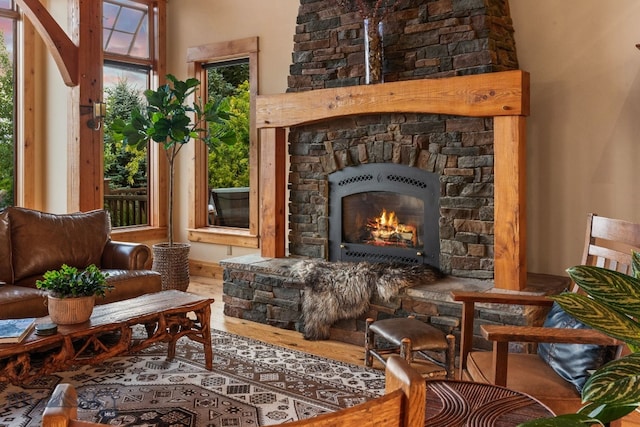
[
  {"left": 42, "top": 355, "right": 426, "bottom": 427},
  {"left": 452, "top": 213, "right": 639, "bottom": 416}
]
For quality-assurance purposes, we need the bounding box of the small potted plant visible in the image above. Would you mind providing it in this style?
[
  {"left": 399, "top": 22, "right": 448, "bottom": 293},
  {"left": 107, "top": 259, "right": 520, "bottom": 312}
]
[{"left": 36, "top": 264, "right": 112, "bottom": 325}]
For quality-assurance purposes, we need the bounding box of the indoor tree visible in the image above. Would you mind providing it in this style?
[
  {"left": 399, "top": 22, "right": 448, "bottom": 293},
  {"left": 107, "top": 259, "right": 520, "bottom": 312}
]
[{"left": 112, "top": 74, "right": 234, "bottom": 246}]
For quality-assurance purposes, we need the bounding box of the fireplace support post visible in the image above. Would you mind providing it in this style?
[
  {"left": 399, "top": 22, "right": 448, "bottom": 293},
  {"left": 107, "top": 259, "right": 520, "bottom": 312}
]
[
  {"left": 259, "top": 127, "right": 287, "bottom": 257},
  {"left": 494, "top": 116, "right": 528, "bottom": 290},
  {"left": 256, "top": 70, "right": 530, "bottom": 290}
]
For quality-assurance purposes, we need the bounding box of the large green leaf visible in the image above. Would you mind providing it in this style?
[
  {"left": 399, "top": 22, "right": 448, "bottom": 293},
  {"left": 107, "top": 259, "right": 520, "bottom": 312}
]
[
  {"left": 551, "top": 293, "right": 640, "bottom": 348},
  {"left": 578, "top": 400, "right": 639, "bottom": 423},
  {"left": 582, "top": 353, "right": 640, "bottom": 405},
  {"left": 517, "top": 413, "right": 600, "bottom": 426},
  {"left": 633, "top": 250, "right": 640, "bottom": 279},
  {"left": 566, "top": 265, "right": 640, "bottom": 318}
]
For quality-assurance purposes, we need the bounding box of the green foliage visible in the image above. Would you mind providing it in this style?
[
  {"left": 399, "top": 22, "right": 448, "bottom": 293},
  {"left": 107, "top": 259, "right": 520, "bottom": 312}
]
[
  {"left": 36, "top": 264, "right": 112, "bottom": 299},
  {"left": 104, "top": 79, "right": 147, "bottom": 188},
  {"left": 208, "top": 80, "right": 250, "bottom": 188},
  {"left": 0, "top": 30, "right": 14, "bottom": 209},
  {"left": 207, "top": 63, "right": 249, "bottom": 101},
  {"left": 111, "top": 74, "right": 235, "bottom": 244},
  {"left": 519, "top": 253, "right": 640, "bottom": 426}
]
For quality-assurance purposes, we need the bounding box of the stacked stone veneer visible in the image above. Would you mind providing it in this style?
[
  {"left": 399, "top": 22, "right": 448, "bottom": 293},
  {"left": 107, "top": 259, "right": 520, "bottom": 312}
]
[
  {"left": 221, "top": 255, "right": 557, "bottom": 350},
  {"left": 287, "top": 0, "right": 519, "bottom": 279},
  {"left": 222, "top": 0, "right": 548, "bottom": 350}
]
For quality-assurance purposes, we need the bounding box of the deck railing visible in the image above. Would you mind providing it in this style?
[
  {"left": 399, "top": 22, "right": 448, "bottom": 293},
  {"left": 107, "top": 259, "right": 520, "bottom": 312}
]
[{"left": 104, "top": 188, "right": 148, "bottom": 227}]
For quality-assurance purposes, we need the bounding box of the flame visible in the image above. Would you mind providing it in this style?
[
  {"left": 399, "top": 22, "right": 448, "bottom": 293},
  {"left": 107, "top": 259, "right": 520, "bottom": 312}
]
[{"left": 379, "top": 209, "right": 397, "bottom": 229}]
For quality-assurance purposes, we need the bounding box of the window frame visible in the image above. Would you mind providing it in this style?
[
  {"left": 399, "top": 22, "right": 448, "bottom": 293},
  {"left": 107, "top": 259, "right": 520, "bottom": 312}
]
[
  {"left": 108, "top": 0, "right": 167, "bottom": 242},
  {"left": 186, "top": 37, "right": 259, "bottom": 248},
  {"left": 7, "top": 3, "right": 34, "bottom": 208}
]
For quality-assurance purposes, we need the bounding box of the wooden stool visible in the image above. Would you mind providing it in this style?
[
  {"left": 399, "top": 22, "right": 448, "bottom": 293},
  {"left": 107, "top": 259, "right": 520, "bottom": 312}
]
[{"left": 365, "top": 316, "right": 455, "bottom": 379}]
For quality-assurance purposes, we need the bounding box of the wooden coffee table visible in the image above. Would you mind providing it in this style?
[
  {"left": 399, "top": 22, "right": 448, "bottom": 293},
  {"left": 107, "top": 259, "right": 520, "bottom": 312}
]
[{"left": 0, "top": 290, "right": 214, "bottom": 385}]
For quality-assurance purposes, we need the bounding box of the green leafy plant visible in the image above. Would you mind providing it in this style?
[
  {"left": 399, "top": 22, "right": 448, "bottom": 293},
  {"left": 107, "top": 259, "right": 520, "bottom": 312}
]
[
  {"left": 519, "top": 251, "right": 640, "bottom": 426},
  {"left": 36, "top": 264, "right": 112, "bottom": 298},
  {"left": 111, "top": 74, "right": 235, "bottom": 245}
]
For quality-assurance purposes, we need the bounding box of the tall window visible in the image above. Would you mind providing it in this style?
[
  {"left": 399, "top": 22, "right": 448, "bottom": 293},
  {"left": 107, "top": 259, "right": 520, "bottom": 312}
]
[
  {"left": 206, "top": 60, "right": 250, "bottom": 228},
  {"left": 102, "top": 0, "right": 154, "bottom": 227},
  {"left": 187, "top": 37, "right": 259, "bottom": 248},
  {"left": 0, "top": 2, "right": 16, "bottom": 210}
]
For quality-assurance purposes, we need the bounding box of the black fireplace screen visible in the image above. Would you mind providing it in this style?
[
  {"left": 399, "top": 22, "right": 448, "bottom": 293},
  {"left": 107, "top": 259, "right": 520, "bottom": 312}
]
[{"left": 329, "top": 164, "right": 440, "bottom": 267}]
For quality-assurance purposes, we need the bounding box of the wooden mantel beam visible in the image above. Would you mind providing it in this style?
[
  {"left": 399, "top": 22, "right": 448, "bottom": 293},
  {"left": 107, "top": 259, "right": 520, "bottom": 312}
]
[
  {"left": 16, "top": 0, "right": 78, "bottom": 86},
  {"left": 256, "top": 70, "right": 530, "bottom": 291},
  {"left": 257, "top": 70, "right": 529, "bottom": 128}
]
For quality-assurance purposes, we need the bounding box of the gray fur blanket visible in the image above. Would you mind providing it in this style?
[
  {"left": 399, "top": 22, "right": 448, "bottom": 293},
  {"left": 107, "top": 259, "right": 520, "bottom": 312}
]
[{"left": 290, "top": 260, "right": 442, "bottom": 340}]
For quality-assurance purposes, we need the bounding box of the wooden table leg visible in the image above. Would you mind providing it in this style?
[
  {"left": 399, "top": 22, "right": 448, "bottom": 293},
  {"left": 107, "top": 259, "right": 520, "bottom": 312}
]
[{"left": 199, "top": 303, "right": 213, "bottom": 370}]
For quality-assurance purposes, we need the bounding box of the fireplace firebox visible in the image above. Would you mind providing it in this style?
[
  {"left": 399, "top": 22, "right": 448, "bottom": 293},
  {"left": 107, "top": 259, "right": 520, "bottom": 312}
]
[{"left": 329, "top": 164, "right": 440, "bottom": 267}]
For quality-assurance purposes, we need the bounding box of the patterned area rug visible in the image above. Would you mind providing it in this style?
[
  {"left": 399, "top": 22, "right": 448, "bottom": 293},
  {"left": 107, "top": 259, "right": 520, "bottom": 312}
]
[{"left": 0, "top": 329, "right": 385, "bottom": 426}]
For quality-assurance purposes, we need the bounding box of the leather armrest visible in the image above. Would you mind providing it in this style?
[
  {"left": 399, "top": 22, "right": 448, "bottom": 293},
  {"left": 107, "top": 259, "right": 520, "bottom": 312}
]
[{"left": 101, "top": 240, "right": 152, "bottom": 270}]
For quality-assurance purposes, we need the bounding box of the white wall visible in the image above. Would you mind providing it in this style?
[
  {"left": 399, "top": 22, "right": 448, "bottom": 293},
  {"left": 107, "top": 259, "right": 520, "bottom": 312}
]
[{"left": 510, "top": 1, "right": 640, "bottom": 274}]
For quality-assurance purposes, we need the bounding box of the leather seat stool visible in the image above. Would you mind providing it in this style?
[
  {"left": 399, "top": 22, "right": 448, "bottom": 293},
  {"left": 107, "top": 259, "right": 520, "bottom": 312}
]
[{"left": 365, "top": 316, "right": 455, "bottom": 379}]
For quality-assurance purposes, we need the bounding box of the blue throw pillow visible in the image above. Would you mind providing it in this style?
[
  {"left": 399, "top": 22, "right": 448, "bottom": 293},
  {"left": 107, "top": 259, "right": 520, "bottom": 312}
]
[{"left": 537, "top": 302, "right": 615, "bottom": 393}]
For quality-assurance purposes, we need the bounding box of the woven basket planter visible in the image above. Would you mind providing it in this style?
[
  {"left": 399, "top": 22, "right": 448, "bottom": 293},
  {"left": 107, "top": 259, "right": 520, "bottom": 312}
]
[
  {"left": 152, "top": 242, "right": 190, "bottom": 291},
  {"left": 47, "top": 295, "right": 95, "bottom": 325}
]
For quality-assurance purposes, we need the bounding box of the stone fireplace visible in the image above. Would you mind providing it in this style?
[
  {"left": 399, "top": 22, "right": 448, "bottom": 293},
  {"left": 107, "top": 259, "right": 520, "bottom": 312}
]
[{"left": 220, "top": 0, "right": 566, "bottom": 345}]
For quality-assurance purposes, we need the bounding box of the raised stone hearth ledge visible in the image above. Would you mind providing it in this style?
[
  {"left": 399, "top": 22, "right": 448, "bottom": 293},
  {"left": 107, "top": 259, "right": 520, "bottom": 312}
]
[{"left": 220, "top": 255, "right": 568, "bottom": 349}]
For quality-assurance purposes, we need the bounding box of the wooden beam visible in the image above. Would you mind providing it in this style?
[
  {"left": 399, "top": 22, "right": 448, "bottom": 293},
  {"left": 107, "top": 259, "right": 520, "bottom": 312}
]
[
  {"left": 494, "top": 115, "right": 527, "bottom": 290},
  {"left": 67, "top": 0, "right": 104, "bottom": 212},
  {"left": 259, "top": 127, "right": 287, "bottom": 257},
  {"left": 16, "top": 0, "right": 78, "bottom": 87},
  {"left": 257, "top": 70, "right": 529, "bottom": 128}
]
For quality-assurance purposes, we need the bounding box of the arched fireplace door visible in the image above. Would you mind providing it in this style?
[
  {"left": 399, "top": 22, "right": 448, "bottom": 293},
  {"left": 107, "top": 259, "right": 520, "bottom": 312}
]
[{"left": 329, "top": 163, "right": 440, "bottom": 268}]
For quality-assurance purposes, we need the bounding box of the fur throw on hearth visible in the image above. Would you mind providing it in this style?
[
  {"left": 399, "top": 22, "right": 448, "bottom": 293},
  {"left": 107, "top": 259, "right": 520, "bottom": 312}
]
[{"left": 290, "top": 260, "right": 443, "bottom": 340}]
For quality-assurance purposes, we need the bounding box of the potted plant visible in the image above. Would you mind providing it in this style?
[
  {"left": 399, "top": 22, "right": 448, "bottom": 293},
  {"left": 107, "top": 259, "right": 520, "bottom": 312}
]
[
  {"left": 520, "top": 251, "right": 640, "bottom": 426},
  {"left": 112, "top": 74, "right": 233, "bottom": 291},
  {"left": 36, "top": 264, "right": 112, "bottom": 325}
]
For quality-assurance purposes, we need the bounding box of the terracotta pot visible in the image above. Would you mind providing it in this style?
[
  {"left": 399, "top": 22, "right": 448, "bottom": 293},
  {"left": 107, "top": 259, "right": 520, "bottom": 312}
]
[{"left": 47, "top": 295, "right": 95, "bottom": 325}]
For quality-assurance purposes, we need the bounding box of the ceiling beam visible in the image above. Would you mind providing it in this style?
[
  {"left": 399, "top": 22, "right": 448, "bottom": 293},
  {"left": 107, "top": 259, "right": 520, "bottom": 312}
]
[{"left": 16, "top": 0, "right": 78, "bottom": 86}]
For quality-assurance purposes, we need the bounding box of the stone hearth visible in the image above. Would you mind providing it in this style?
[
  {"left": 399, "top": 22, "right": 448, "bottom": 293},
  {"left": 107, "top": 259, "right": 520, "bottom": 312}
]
[{"left": 221, "top": 255, "right": 568, "bottom": 350}]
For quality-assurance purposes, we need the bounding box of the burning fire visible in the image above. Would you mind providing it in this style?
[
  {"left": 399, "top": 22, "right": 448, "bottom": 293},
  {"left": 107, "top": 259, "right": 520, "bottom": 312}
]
[{"left": 366, "top": 209, "right": 416, "bottom": 247}]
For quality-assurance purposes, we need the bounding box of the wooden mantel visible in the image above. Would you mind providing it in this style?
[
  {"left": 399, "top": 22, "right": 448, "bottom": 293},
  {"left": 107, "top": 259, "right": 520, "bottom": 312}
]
[{"left": 256, "top": 70, "right": 530, "bottom": 291}]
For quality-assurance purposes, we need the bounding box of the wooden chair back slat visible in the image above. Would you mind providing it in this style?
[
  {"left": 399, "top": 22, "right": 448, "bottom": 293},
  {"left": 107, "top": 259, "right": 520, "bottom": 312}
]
[{"left": 575, "top": 213, "right": 640, "bottom": 291}]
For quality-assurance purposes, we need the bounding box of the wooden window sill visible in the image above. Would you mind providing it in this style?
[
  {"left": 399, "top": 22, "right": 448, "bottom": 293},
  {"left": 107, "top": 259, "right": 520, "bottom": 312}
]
[{"left": 188, "top": 227, "right": 259, "bottom": 248}]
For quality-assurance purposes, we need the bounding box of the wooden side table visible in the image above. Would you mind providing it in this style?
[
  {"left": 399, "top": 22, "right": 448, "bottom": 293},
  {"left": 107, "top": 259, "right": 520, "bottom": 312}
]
[{"left": 425, "top": 379, "right": 555, "bottom": 426}]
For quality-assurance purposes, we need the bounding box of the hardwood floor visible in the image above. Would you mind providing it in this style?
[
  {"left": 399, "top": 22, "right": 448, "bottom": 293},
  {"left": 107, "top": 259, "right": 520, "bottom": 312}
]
[{"left": 187, "top": 275, "right": 374, "bottom": 369}]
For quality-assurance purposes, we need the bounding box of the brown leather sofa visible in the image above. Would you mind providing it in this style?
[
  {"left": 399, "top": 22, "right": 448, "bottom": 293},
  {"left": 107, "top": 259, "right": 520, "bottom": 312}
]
[{"left": 0, "top": 207, "right": 162, "bottom": 320}]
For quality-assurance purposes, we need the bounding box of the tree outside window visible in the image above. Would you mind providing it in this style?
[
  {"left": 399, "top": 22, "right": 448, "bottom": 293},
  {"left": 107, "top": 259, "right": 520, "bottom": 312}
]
[
  {"left": 0, "top": 17, "right": 15, "bottom": 210},
  {"left": 206, "top": 61, "right": 250, "bottom": 228}
]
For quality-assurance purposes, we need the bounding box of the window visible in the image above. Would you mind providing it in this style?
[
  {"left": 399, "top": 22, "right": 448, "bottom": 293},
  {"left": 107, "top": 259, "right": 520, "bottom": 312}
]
[
  {"left": 187, "top": 37, "right": 259, "bottom": 248},
  {"left": 102, "top": 0, "right": 155, "bottom": 228},
  {"left": 206, "top": 60, "right": 250, "bottom": 229},
  {"left": 0, "top": 3, "right": 16, "bottom": 209}
]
